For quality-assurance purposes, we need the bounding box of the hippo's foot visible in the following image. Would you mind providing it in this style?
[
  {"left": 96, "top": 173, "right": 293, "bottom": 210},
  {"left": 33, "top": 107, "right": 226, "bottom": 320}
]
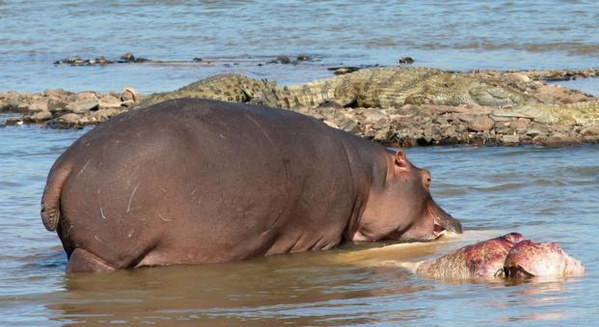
[{"left": 67, "top": 248, "right": 116, "bottom": 274}]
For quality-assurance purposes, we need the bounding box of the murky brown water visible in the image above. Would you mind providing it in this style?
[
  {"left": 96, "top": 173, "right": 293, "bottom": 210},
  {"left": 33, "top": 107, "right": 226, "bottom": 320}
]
[
  {"left": 1, "top": 124, "right": 597, "bottom": 326},
  {"left": 1, "top": 1, "right": 599, "bottom": 325}
]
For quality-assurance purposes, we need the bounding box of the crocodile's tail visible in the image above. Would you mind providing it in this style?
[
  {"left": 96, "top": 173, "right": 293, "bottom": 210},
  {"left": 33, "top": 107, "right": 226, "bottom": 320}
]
[{"left": 41, "top": 163, "right": 73, "bottom": 231}]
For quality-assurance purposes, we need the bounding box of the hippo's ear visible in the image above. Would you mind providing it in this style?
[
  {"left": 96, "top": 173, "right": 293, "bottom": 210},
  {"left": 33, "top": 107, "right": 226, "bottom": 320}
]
[{"left": 393, "top": 150, "right": 409, "bottom": 172}]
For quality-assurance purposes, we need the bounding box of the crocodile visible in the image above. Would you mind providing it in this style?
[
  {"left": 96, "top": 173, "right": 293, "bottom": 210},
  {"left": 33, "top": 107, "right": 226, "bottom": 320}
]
[
  {"left": 141, "top": 67, "right": 533, "bottom": 109},
  {"left": 139, "top": 74, "right": 275, "bottom": 108},
  {"left": 256, "top": 67, "right": 534, "bottom": 109},
  {"left": 139, "top": 67, "right": 599, "bottom": 126}
]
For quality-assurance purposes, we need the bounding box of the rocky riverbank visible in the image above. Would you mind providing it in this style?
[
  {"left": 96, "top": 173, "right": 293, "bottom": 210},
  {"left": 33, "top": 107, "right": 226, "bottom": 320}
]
[{"left": 2, "top": 67, "right": 599, "bottom": 147}]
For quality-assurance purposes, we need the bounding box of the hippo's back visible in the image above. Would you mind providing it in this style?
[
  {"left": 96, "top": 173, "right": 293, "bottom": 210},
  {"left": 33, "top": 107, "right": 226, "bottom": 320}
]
[{"left": 49, "top": 99, "right": 361, "bottom": 268}]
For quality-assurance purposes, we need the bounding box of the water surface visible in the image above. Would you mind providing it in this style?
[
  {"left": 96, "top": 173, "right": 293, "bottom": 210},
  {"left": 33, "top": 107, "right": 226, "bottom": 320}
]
[
  {"left": 1, "top": 1, "right": 598, "bottom": 326},
  {"left": 0, "top": 123, "right": 597, "bottom": 326},
  {"left": 1, "top": 1, "right": 598, "bottom": 93}
]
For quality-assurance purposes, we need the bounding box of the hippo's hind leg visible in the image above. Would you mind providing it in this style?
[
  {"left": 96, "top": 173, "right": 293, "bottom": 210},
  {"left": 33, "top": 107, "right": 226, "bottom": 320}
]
[{"left": 66, "top": 248, "right": 116, "bottom": 274}]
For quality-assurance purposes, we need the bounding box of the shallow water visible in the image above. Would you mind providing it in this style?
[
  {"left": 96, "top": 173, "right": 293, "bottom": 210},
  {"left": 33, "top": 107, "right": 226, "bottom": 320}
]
[
  {"left": 1, "top": 123, "right": 597, "bottom": 326},
  {"left": 1, "top": 1, "right": 599, "bottom": 325},
  {"left": 1, "top": 1, "right": 599, "bottom": 93}
]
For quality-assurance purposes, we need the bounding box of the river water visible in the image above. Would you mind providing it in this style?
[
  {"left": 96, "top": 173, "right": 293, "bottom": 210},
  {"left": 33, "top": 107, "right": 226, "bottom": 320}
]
[
  {"left": 1, "top": 123, "right": 597, "bottom": 326},
  {"left": 1, "top": 0, "right": 599, "bottom": 94},
  {"left": 1, "top": 1, "right": 598, "bottom": 326}
]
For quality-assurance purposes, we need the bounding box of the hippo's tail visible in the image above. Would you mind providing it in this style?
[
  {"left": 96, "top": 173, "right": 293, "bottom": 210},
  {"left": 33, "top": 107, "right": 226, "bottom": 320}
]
[{"left": 41, "top": 164, "right": 73, "bottom": 232}]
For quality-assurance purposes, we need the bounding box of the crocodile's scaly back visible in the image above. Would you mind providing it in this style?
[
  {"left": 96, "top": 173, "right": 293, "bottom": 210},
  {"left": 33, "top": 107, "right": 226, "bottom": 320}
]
[
  {"left": 135, "top": 66, "right": 599, "bottom": 127},
  {"left": 257, "top": 67, "right": 533, "bottom": 109},
  {"left": 339, "top": 67, "right": 440, "bottom": 107},
  {"left": 258, "top": 67, "right": 442, "bottom": 109},
  {"left": 257, "top": 79, "right": 339, "bottom": 109},
  {"left": 140, "top": 74, "right": 274, "bottom": 107}
]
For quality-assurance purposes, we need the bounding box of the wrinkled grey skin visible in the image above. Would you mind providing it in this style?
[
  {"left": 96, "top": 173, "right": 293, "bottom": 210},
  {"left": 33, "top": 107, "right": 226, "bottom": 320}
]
[
  {"left": 408, "top": 233, "right": 584, "bottom": 280},
  {"left": 41, "top": 98, "right": 461, "bottom": 273}
]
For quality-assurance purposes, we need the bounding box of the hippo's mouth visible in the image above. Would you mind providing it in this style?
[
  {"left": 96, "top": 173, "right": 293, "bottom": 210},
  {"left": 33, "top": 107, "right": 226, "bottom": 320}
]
[
  {"left": 383, "top": 219, "right": 447, "bottom": 241},
  {"left": 433, "top": 221, "right": 447, "bottom": 239},
  {"left": 433, "top": 213, "right": 462, "bottom": 238},
  {"left": 380, "top": 214, "right": 461, "bottom": 242}
]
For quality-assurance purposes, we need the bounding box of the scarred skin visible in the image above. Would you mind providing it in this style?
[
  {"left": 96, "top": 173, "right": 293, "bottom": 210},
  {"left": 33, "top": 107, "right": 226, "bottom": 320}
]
[
  {"left": 409, "top": 233, "right": 584, "bottom": 280},
  {"left": 40, "top": 98, "right": 461, "bottom": 273},
  {"left": 502, "top": 240, "right": 585, "bottom": 278},
  {"left": 413, "top": 233, "right": 524, "bottom": 279}
]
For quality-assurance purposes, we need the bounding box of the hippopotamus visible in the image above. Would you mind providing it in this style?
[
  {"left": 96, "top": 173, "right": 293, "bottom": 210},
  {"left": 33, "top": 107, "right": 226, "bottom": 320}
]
[
  {"left": 501, "top": 240, "right": 585, "bottom": 279},
  {"left": 41, "top": 98, "right": 461, "bottom": 273},
  {"left": 402, "top": 233, "right": 584, "bottom": 280}
]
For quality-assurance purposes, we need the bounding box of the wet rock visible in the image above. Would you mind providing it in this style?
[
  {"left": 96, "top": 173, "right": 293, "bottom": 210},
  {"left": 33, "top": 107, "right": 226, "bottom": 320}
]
[
  {"left": 66, "top": 100, "right": 99, "bottom": 114},
  {"left": 29, "top": 110, "right": 52, "bottom": 122},
  {"left": 506, "top": 118, "right": 530, "bottom": 133},
  {"left": 534, "top": 84, "right": 594, "bottom": 104},
  {"left": 48, "top": 98, "right": 69, "bottom": 113},
  {"left": 119, "top": 53, "right": 149, "bottom": 63},
  {"left": 43, "top": 89, "right": 71, "bottom": 98},
  {"left": 56, "top": 113, "right": 83, "bottom": 126},
  {"left": 505, "top": 73, "right": 531, "bottom": 83},
  {"left": 361, "top": 108, "right": 388, "bottom": 127},
  {"left": 437, "top": 135, "right": 461, "bottom": 146},
  {"left": 98, "top": 94, "right": 123, "bottom": 109},
  {"left": 296, "top": 54, "right": 312, "bottom": 62},
  {"left": 3, "top": 117, "right": 23, "bottom": 126},
  {"left": 274, "top": 55, "right": 291, "bottom": 64},
  {"left": 55, "top": 53, "right": 149, "bottom": 66},
  {"left": 399, "top": 56, "right": 415, "bottom": 64},
  {"left": 582, "top": 134, "right": 599, "bottom": 143},
  {"left": 89, "top": 108, "right": 124, "bottom": 122},
  {"left": 2, "top": 67, "right": 598, "bottom": 147},
  {"left": 536, "top": 135, "right": 581, "bottom": 147},
  {"left": 467, "top": 115, "right": 495, "bottom": 132},
  {"left": 331, "top": 67, "right": 361, "bottom": 75},
  {"left": 270, "top": 54, "right": 313, "bottom": 65},
  {"left": 121, "top": 53, "right": 135, "bottom": 62},
  {"left": 322, "top": 110, "right": 360, "bottom": 135},
  {"left": 29, "top": 99, "right": 49, "bottom": 112},
  {"left": 502, "top": 134, "right": 520, "bottom": 145},
  {"left": 525, "top": 128, "right": 544, "bottom": 137},
  {"left": 581, "top": 124, "right": 599, "bottom": 136}
]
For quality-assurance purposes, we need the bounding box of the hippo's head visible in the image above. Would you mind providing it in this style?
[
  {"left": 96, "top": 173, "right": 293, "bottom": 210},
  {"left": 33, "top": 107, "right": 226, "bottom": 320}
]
[
  {"left": 354, "top": 150, "right": 462, "bottom": 242},
  {"left": 501, "top": 240, "right": 585, "bottom": 279}
]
